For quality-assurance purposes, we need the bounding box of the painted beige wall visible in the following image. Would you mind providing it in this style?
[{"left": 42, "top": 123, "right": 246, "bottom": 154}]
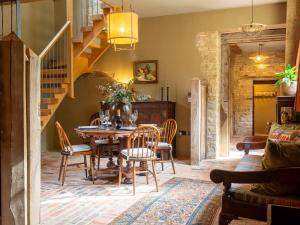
[
  {"left": 43, "top": 3, "right": 287, "bottom": 157},
  {"left": 3, "top": 0, "right": 56, "bottom": 54}
]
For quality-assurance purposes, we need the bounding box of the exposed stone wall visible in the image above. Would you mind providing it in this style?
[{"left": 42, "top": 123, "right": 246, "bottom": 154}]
[
  {"left": 195, "top": 32, "right": 221, "bottom": 159},
  {"left": 230, "top": 51, "right": 285, "bottom": 137}
]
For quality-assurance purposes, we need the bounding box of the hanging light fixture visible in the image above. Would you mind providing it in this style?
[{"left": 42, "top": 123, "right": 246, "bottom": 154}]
[
  {"left": 242, "top": 0, "right": 265, "bottom": 34},
  {"left": 107, "top": 0, "right": 138, "bottom": 51},
  {"left": 249, "top": 43, "right": 269, "bottom": 63}
]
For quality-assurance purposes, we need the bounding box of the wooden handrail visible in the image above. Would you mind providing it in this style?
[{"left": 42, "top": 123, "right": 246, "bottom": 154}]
[
  {"left": 39, "top": 21, "right": 71, "bottom": 59},
  {"left": 101, "top": 0, "right": 114, "bottom": 8}
]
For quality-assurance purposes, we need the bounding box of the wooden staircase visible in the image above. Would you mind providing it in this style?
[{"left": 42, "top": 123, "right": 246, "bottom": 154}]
[{"left": 41, "top": 5, "right": 112, "bottom": 130}]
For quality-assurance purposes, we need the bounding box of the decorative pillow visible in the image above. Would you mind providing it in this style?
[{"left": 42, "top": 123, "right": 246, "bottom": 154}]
[
  {"left": 269, "top": 129, "right": 300, "bottom": 142},
  {"left": 264, "top": 123, "right": 300, "bottom": 153},
  {"left": 251, "top": 141, "right": 300, "bottom": 196}
]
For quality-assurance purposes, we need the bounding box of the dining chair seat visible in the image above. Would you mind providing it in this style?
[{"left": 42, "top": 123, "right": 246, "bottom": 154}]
[
  {"left": 147, "top": 141, "right": 172, "bottom": 150},
  {"left": 55, "top": 121, "right": 94, "bottom": 186},
  {"left": 155, "top": 119, "right": 177, "bottom": 174},
  {"left": 118, "top": 125, "right": 160, "bottom": 195},
  {"left": 120, "top": 148, "right": 156, "bottom": 161},
  {"left": 63, "top": 144, "right": 92, "bottom": 155},
  {"left": 95, "top": 139, "right": 120, "bottom": 145}
]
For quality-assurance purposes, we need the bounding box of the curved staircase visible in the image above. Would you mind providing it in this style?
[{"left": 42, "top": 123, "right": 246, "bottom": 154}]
[{"left": 40, "top": 2, "right": 112, "bottom": 130}]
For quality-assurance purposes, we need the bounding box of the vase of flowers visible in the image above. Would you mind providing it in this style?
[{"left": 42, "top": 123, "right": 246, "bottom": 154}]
[{"left": 97, "top": 80, "right": 135, "bottom": 125}]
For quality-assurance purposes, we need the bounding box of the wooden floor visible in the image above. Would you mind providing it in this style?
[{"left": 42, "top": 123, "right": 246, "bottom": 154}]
[{"left": 41, "top": 152, "right": 265, "bottom": 225}]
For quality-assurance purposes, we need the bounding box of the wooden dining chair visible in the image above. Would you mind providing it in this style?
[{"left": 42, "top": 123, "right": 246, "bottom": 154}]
[
  {"left": 118, "top": 125, "right": 160, "bottom": 195},
  {"left": 157, "top": 119, "right": 177, "bottom": 174},
  {"left": 90, "top": 118, "right": 120, "bottom": 170},
  {"left": 55, "top": 121, "right": 94, "bottom": 185}
]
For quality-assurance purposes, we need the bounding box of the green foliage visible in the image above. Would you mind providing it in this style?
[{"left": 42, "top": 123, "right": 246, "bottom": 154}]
[
  {"left": 274, "top": 64, "right": 298, "bottom": 87},
  {"left": 97, "top": 79, "right": 135, "bottom": 105}
]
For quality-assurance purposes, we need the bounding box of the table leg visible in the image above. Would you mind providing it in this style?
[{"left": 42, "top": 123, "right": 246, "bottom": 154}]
[
  {"left": 87, "top": 137, "right": 97, "bottom": 181},
  {"left": 119, "top": 136, "right": 133, "bottom": 184},
  {"left": 123, "top": 160, "right": 133, "bottom": 184}
]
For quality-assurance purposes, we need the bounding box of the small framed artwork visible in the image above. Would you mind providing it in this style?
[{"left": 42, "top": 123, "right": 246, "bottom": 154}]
[{"left": 133, "top": 60, "right": 158, "bottom": 84}]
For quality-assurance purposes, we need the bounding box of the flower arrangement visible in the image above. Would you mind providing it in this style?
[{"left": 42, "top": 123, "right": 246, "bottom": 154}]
[{"left": 97, "top": 80, "right": 135, "bottom": 106}]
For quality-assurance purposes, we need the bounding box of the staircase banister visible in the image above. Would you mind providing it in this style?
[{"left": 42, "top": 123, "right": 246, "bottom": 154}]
[
  {"left": 39, "top": 21, "right": 71, "bottom": 59},
  {"left": 101, "top": 0, "right": 114, "bottom": 8}
]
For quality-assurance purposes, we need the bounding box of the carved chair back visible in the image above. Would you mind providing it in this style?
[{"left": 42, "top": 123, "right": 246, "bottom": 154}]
[
  {"left": 90, "top": 118, "right": 101, "bottom": 126},
  {"left": 55, "top": 121, "right": 73, "bottom": 154},
  {"left": 126, "top": 125, "right": 160, "bottom": 160},
  {"left": 160, "top": 119, "right": 177, "bottom": 144}
]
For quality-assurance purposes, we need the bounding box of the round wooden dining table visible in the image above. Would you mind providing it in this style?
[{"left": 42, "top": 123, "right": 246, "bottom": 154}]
[{"left": 74, "top": 127, "right": 143, "bottom": 184}]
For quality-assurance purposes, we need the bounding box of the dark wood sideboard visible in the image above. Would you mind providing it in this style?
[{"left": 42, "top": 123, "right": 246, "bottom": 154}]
[
  {"left": 133, "top": 101, "right": 176, "bottom": 156},
  {"left": 132, "top": 101, "right": 176, "bottom": 126}
]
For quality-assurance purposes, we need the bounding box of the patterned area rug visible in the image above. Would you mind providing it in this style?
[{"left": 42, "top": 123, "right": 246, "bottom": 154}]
[{"left": 110, "top": 177, "right": 221, "bottom": 225}]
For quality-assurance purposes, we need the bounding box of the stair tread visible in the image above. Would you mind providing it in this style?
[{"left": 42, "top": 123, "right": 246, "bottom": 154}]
[
  {"left": 41, "top": 87, "right": 65, "bottom": 94},
  {"left": 81, "top": 52, "right": 92, "bottom": 59},
  {"left": 41, "top": 98, "right": 59, "bottom": 104},
  {"left": 92, "top": 14, "right": 104, "bottom": 21},
  {"left": 41, "top": 109, "right": 51, "bottom": 116},
  {"left": 89, "top": 42, "right": 101, "bottom": 49},
  {"left": 81, "top": 26, "right": 93, "bottom": 33},
  {"left": 73, "top": 37, "right": 83, "bottom": 44},
  {"left": 41, "top": 78, "right": 67, "bottom": 84},
  {"left": 42, "top": 68, "right": 67, "bottom": 75}
]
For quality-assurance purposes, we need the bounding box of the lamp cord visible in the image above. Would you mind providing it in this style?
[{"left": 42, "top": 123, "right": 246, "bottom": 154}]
[
  {"left": 11, "top": 0, "right": 13, "bottom": 32},
  {"left": 251, "top": 0, "right": 254, "bottom": 23},
  {"left": 1, "top": 0, "right": 3, "bottom": 37}
]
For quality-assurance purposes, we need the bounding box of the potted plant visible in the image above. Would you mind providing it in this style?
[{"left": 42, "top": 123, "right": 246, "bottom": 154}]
[{"left": 274, "top": 64, "right": 298, "bottom": 96}]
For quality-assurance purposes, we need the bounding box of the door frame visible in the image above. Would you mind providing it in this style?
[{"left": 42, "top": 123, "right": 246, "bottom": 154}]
[{"left": 252, "top": 80, "right": 276, "bottom": 136}]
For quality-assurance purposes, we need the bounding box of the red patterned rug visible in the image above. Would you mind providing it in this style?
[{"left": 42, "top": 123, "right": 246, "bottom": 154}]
[{"left": 110, "top": 177, "right": 221, "bottom": 225}]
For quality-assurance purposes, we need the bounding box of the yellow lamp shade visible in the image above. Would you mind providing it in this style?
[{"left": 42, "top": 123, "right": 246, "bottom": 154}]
[{"left": 107, "top": 12, "right": 138, "bottom": 47}]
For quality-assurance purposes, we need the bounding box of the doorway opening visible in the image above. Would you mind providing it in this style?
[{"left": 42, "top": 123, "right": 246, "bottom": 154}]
[
  {"left": 253, "top": 80, "right": 278, "bottom": 136},
  {"left": 219, "top": 27, "right": 286, "bottom": 157}
]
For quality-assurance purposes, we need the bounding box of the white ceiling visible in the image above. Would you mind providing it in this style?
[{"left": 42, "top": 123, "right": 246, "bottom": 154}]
[{"left": 106, "top": 0, "right": 286, "bottom": 18}]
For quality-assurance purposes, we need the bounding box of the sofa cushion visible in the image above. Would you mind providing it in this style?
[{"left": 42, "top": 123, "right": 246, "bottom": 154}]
[
  {"left": 251, "top": 141, "right": 300, "bottom": 196},
  {"left": 231, "top": 184, "right": 300, "bottom": 207}
]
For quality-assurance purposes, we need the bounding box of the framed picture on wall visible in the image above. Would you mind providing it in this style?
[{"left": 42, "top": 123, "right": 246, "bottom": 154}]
[{"left": 133, "top": 60, "right": 158, "bottom": 84}]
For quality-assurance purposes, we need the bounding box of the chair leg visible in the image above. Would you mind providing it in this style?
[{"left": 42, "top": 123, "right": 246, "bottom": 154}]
[
  {"left": 151, "top": 160, "right": 159, "bottom": 192},
  {"left": 145, "top": 162, "right": 149, "bottom": 185},
  {"left": 118, "top": 157, "right": 123, "bottom": 187},
  {"left": 161, "top": 151, "right": 164, "bottom": 171},
  {"left": 97, "top": 148, "right": 101, "bottom": 170},
  {"left": 62, "top": 156, "right": 68, "bottom": 186},
  {"left": 90, "top": 155, "right": 95, "bottom": 184},
  {"left": 58, "top": 155, "right": 64, "bottom": 181},
  {"left": 83, "top": 155, "right": 88, "bottom": 178},
  {"left": 132, "top": 161, "right": 136, "bottom": 195},
  {"left": 169, "top": 149, "right": 176, "bottom": 174}
]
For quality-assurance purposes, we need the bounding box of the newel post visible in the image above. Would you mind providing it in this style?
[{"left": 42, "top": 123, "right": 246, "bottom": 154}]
[
  {"left": 191, "top": 78, "right": 207, "bottom": 166},
  {"left": 66, "top": 0, "right": 74, "bottom": 98}
]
